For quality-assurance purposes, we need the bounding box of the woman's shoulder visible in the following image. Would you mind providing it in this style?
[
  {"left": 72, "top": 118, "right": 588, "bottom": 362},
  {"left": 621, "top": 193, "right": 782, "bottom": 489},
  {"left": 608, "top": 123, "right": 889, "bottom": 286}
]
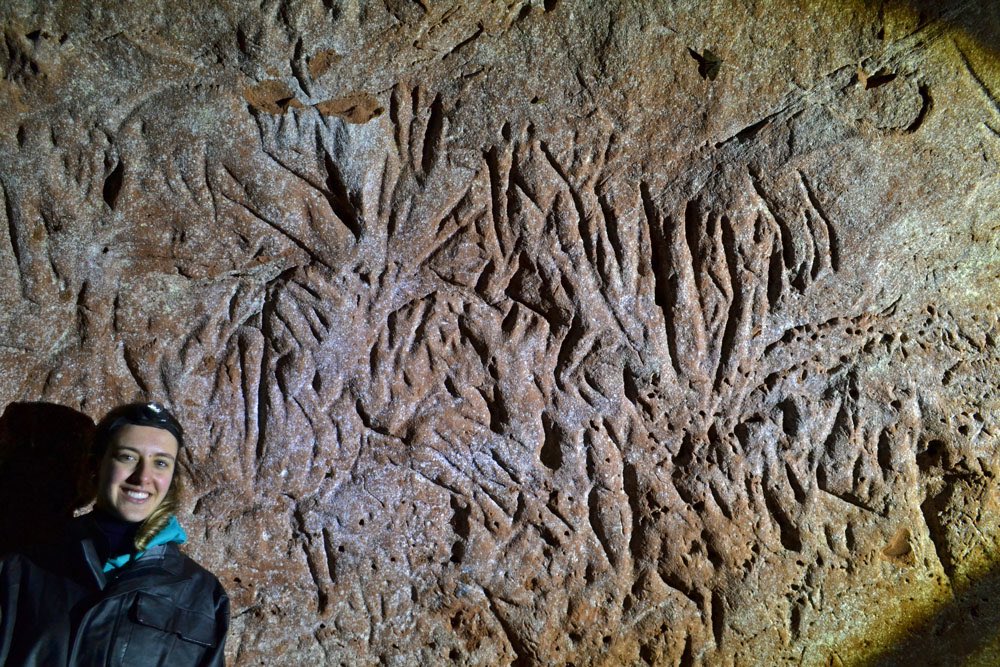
[{"left": 166, "top": 548, "right": 229, "bottom": 597}]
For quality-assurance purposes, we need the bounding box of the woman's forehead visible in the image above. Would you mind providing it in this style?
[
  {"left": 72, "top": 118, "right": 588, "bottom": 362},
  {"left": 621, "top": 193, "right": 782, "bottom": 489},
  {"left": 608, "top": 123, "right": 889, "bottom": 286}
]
[{"left": 111, "top": 424, "right": 179, "bottom": 458}]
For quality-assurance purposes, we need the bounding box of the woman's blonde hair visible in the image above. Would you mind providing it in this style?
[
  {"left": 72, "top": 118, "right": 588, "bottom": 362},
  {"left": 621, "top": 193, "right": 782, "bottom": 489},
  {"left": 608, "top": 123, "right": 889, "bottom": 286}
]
[
  {"left": 134, "top": 475, "right": 182, "bottom": 550},
  {"left": 91, "top": 401, "right": 185, "bottom": 551}
]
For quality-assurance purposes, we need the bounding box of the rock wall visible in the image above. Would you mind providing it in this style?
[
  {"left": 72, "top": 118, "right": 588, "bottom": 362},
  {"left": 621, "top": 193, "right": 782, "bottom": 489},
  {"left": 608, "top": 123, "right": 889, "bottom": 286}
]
[{"left": 1, "top": 0, "right": 998, "bottom": 664}]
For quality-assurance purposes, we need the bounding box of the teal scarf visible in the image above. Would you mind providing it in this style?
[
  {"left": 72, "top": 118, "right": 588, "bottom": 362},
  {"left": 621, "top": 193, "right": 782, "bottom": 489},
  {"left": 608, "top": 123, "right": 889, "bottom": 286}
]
[{"left": 103, "top": 515, "right": 188, "bottom": 572}]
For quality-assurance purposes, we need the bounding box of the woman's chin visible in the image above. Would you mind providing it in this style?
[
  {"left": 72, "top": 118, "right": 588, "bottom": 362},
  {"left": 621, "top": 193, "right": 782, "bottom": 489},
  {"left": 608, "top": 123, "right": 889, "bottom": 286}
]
[{"left": 98, "top": 499, "right": 156, "bottom": 524}]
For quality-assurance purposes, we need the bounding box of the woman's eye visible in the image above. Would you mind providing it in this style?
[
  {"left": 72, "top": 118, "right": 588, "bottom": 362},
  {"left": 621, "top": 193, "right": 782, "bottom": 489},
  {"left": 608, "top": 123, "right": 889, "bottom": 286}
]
[
  {"left": 114, "top": 453, "right": 135, "bottom": 462},
  {"left": 155, "top": 460, "right": 170, "bottom": 468}
]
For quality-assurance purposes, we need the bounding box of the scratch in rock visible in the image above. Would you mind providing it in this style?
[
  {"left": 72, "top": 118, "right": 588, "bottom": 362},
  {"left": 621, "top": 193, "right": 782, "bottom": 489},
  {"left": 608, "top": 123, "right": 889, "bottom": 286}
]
[
  {"left": 797, "top": 170, "right": 840, "bottom": 272},
  {"left": 290, "top": 37, "right": 311, "bottom": 98},
  {"left": 639, "top": 181, "right": 682, "bottom": 379},
  {"left": 481, "top": 585, "right": 533, "bottom": 665},
  {"left": 121, "top": 345, "right": 152, "bottom": 394},
  {"left": 442, "top": 22, "right": 484, "bottom": 61},
  {"left": 218, "top": 172, "right": 331, "bottom": 271},
  {"left": 714, "top": 105, "right": 790, "bottom": 149},
  {"left": 817, "top": 487, "right": 884, "bottom": 517},
  {"left": 956, "top": 43, "right": 1000, "bottom": 118},
  {"left": 748, "top": 166, "right": 796, "bottom": 274},
  {"left": 0, "top": 178, "right": 28, "bottom": 299}
]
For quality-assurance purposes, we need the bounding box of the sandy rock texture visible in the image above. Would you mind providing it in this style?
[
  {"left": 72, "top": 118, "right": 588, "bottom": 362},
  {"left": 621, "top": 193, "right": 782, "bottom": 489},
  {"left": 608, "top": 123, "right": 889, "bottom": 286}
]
[{"left": 1, "top": 0, "right": 999, "bottom": 664}]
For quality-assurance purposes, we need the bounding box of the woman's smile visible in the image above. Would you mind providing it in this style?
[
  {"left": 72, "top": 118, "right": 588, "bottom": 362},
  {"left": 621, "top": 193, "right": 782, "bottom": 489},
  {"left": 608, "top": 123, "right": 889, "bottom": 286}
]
[{"left": 122, "top": 488, "right": 152, "bottom": 502}]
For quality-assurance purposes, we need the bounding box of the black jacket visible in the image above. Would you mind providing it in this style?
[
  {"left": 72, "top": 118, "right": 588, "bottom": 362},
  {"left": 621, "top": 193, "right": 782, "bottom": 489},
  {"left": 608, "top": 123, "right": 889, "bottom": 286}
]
[{"left": 0, "top": 516, "right": 229, "bottom": 666}]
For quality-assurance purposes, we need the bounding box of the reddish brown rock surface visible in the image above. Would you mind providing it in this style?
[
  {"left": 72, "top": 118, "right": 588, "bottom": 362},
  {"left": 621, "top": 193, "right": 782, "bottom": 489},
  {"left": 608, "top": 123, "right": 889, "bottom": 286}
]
[{"left": 1, "top": 1, "right": 999, "bottom": 664}]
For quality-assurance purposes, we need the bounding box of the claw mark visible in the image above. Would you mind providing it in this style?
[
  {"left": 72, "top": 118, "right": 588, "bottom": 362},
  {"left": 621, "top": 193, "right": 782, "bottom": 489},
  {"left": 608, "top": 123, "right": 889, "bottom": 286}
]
[
  {"left": 714, "top": 214, "right": 746, "bottom": 391},
  {"left": 254, "top": 277, "right": 286, "bottom": 470},
  {"left": 484, "top": 145, "right": 513, "bottom": 258},
  {"left": 0, "top": 178, "right": 27, "bottom": 298},
  {"left": 797, "top": 170, "right": 839, "bottom": 273},
  {"left": 291, "top": 37, "right": 311, "bottom": 97},
  {"left": 587, "top": 486, "right": 619, "bottom": 566},
  {"left": 764, "top": 214, "right": 783, "bottom": 309},
  {"left": 748, "top": 166, "right": 797, "bottom": 277},
  {"left": 102, "top": 160, "right": 124, "bottom": 209},
  {"left": 482, "top": 587, "right": 532, "bottom": 666},
  {"left": 508, "top": 150, "right": 543, "bottom": 213},
  {"left": 539, "top": 413, "right": 563, "bottom": 471},
  {"left": 121, "top": 344, "right": 152, "bottom": 394},
  {"left": 322, "top": 150, "right": 363, "bottom": 239},
  {"left": 538, "top": 143, "right": 592, "bottom": 265},
  {"left": 715, "top": 103, "right": 794, "bottom": 148},
  {"left": 784, "top": 460, "right": 807, "bottom": 504},
  {"left": 539, "top": 141, "right": 598, "bottom": 286},
  {"left": 443, "top": 22, "right": 484, "bottom": 61},
  {"left": 679, "top": 633, "right": 695, "bottom": 667},
  {"left": 218, "top": 165, "right": 332, "bottom": 269},
  {"left": 957, "top": 44, "right": 1000, "bottom": 119},
  {"left": 321, "top": 527, "right": 338, "bottom": 584},
  {"left": 710, "top": 589, "right": 726, "bottom": 648},
  {"left": 293, "top": 503, "right": 330, "bottom": 613},
  {"left": 248, "top": 111, "right": 365, "bottom": 246},
  {"left": 762, "top": 478, "right": 802, "bottom": 552},
  {"left": 709, "top": 479, "right": 733, "bottom": 520},
  {"left": 421, "top": 92, "right": 445, "bottom": 178},
  {"left": 640, "top": 182, "right": 682, "bottom": 378},
  {"left": 597, "top": 189, "right": 626, "bottom": 270},
  {"left": 389, "top": 85, "right": 408, "bottom": 156}
]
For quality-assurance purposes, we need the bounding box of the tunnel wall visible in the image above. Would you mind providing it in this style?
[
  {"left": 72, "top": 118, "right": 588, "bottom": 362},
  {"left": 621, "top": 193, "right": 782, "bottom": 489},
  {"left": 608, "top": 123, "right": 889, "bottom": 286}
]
[{"left": 1, "top": 1, "right": 999, "bottom": 664}]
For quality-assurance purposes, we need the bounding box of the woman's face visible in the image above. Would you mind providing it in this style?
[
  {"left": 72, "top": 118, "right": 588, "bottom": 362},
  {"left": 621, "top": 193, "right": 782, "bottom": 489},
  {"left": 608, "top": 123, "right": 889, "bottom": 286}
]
[{"left": 96, "top": 424, "right": 178, "bottom": 523}]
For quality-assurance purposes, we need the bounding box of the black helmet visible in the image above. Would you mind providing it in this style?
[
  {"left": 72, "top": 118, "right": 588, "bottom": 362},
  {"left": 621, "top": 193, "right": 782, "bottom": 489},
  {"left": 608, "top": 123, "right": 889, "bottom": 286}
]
[{"left": 93, "top": 401, "right": 184, "bottom": 461}]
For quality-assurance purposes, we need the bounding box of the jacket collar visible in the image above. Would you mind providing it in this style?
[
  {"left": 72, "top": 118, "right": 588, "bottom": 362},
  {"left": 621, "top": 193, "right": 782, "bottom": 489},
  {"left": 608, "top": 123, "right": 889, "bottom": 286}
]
[{"left": 71, "top": 515, "right": 188, "bottom": 593}]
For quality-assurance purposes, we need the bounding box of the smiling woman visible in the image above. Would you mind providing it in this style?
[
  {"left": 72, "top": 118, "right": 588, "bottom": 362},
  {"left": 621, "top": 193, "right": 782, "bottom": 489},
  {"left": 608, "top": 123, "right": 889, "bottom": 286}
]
[{"left": 0, "top": 402, "right": 229, "bottom": 666}]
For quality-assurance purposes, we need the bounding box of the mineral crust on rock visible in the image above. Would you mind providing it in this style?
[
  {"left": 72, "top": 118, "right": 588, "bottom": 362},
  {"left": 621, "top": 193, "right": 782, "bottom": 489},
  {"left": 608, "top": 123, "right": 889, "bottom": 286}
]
[{"left": 1, "top": 0, "right": 999, "bottom": 664}]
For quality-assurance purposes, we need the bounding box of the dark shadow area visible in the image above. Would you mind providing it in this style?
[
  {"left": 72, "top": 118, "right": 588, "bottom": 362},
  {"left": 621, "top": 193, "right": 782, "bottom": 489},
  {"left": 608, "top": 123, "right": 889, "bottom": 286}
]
[
  {"left": 874, "top": 564, "right": 1000, "bottom": 665},
  {"left": 896, "top": 0, "right": 1000, "bottom": 57},
  {"left": 0, "top": 402, "right": 94, "bottom": 555}
]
